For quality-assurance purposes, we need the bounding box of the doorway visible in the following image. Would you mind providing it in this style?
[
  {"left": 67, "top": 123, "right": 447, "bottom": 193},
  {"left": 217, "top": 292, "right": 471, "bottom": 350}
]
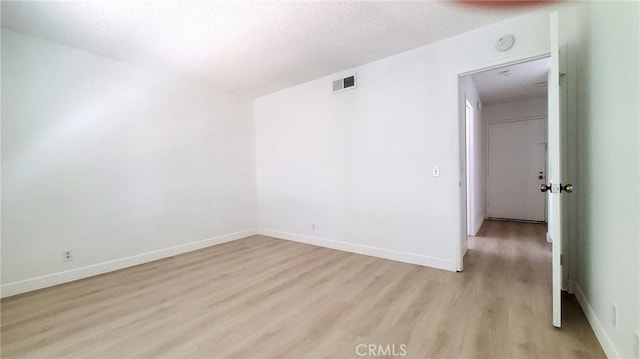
[
  {"left": 458, "top": 55, "right": 551, "bottom": 269},
  {"left": 458, "top": 56, "right": 556, "bottom": 327},
  {"left": 458, "top": 13, "right": 569, "bottom": 328}
]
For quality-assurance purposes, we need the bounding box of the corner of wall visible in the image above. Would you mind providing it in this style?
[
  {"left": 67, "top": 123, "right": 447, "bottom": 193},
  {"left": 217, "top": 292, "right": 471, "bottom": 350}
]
[{"left": 258, "top": 228, "right": 457, "bottom": 272}]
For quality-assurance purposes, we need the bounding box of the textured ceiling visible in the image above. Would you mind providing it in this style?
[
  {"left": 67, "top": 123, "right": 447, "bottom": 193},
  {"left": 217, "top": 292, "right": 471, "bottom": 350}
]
[
  {"left": 471, "top": 57, "right": 550, "bottom": 105},
  {"left": 1, "top": 1, "right": 550, "bottom": 98}
]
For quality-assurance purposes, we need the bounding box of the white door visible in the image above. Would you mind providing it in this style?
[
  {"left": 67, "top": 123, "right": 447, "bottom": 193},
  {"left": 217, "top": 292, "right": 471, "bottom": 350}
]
[
  {"left": 487, "top": 119, "right": 547, "bottom": 221},
  {"left": 548, "top": 12, "right": 569, "bottom": 328}
]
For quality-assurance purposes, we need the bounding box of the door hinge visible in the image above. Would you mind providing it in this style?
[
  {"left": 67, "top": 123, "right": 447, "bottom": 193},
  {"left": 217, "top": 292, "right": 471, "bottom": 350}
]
[
  {"left": 560, "top": 254, "right": 564, "bottom": 266},
  {"left": 560, "top": 73, "right": 567, "bottom": 86}
]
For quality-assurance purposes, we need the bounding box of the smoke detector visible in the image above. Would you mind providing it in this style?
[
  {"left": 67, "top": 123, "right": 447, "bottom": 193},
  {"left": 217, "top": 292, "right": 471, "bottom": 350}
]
[{"left": 496, "top": 35, "right": 515, "bottom": 51}]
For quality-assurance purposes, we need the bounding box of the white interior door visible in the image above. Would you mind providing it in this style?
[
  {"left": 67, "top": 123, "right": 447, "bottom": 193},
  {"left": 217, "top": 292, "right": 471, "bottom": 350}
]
[
  {"left": 487, "top": 119, "right": 546, "bottom": 221},
  {"left": 548, "top": 12, "right": 564, "bottom": 328}
]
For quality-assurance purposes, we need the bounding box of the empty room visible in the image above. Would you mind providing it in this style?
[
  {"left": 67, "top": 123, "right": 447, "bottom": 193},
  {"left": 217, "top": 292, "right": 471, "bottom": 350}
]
[{"left": 1, "top": 1, "right": 638, "bottom": 358}]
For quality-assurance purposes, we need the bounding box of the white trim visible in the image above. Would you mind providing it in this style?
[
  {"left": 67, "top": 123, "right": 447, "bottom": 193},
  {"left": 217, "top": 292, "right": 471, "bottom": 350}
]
[
  {"left": 574, "top": 283, "right": 620, "bottom": 359},
  {"left": 259, "top": 228, "right": 456, "bottom": 272},
  {"left": 465, "top": 98, "right": 474, "bottom": 237},
  {"left": 1, "top": 228, "right": 258, "bottom": 298},
  {"left": 458, "top": 51, "right": 550, "bottom": 77},
  {"left": 485, "top": 115, "right": 547, "bottom": 125}
]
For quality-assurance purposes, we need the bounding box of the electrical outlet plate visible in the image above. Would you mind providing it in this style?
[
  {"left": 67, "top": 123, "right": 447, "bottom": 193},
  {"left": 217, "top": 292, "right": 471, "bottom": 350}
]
[
  {"left": 63, "top": 250, "right": 73, "bottom": 262},
  {"left": 433, "top": 166, "right": 440, "bottom": 177}
]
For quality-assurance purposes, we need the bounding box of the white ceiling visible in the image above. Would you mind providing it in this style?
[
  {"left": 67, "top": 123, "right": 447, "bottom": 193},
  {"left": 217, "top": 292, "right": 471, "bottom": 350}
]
[
  {"left": 1, "top": 1, "right": 551, "bottom": 98},
  {"left": 471, "top": 57, "right": 550, "bottom": 105}
]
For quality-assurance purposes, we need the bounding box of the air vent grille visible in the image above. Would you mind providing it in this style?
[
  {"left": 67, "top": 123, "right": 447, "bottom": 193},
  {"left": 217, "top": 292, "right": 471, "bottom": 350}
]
[{"left": 332, "top": 74, "right": 357, "bottom": 93}]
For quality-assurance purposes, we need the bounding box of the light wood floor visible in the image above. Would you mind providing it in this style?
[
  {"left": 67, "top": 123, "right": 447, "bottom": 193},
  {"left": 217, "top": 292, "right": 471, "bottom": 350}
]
[{"left": 1, "top": 220, "right": 604, "bottom": 358}]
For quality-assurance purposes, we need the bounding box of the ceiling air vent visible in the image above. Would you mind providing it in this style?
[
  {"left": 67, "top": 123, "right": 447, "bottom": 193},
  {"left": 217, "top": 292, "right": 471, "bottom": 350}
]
[{"left": 332, "top": 74, "right": 357, "bottom": 93}]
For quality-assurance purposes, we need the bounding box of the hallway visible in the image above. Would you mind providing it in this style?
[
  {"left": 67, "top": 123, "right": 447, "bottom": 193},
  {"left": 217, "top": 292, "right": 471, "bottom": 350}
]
[{"left": 465, "top": 220, "right": 604, "bottom": 358}]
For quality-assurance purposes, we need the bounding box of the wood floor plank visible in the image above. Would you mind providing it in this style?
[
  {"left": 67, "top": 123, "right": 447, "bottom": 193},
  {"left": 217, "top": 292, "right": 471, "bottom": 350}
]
[{"left": 1, "top": 221, "right": 605, "bottom": 358}]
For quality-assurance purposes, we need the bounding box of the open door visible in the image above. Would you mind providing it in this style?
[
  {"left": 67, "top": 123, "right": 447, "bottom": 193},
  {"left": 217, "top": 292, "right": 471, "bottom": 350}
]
[{"left": 545, "top": 12, "right": 571, "bottom": 328}]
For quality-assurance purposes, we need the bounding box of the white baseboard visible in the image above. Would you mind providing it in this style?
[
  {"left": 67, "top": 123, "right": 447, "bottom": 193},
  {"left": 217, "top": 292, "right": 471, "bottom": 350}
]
[
  {"left": 1, "top": 228, "right": 258, "bottom": 298},
  {"left": 574, "top": 283, "right": 620, "bottom": 359},
  {"left": 258, "top": 228, "right": 456, "bottom": 272}
]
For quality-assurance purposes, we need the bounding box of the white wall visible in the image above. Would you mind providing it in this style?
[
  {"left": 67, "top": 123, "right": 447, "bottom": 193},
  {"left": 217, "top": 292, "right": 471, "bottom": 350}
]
[
  {"left": 255, "top": 9, "right": 562, "bottom": 271},
  {"left": 574, "top": 2, "right": 639, "bottom": 358},
  {"left": 460, "top": 77, "right": 485, "bottom": 237},
  {"left": 482, "top": 97, "right": 547, "bottom": 124},
  {"left": 1, "top": 30, "right": 257, "bottom": 296}
]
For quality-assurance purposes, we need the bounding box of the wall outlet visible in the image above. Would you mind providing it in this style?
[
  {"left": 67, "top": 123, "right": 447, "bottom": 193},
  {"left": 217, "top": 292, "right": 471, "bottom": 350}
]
[
  {"left": 63, "top": 249, "right": 73, "bottom": 262},
  {"left": 432, "top": 166, "right": 440, "bottom": 177},
  {"left": 611, "top": 303, "right": 617, "bottom": 328},
  {"left": 312, "top": 223, "right": 316, "bottom": 232}
]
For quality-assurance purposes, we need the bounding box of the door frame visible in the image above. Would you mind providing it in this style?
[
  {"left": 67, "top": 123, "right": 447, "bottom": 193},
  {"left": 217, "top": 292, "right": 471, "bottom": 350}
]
[
  {"left": 465, "top": 99, "right": 474, "bottom": 236},
  {"left": 458, "top": 14, "right": 573, "bottom": 329},
  {"left": 456, "top": 52, "right": 550, "bottom": 273}
]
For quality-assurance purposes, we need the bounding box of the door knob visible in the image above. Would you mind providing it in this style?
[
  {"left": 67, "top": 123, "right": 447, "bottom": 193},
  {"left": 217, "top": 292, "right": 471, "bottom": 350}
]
[
  {"left": 562, "top": 184, "right": 573, "bottom": 193},
  {"left": 541, "top": 184, "right": 551, "bottom": 192}
]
